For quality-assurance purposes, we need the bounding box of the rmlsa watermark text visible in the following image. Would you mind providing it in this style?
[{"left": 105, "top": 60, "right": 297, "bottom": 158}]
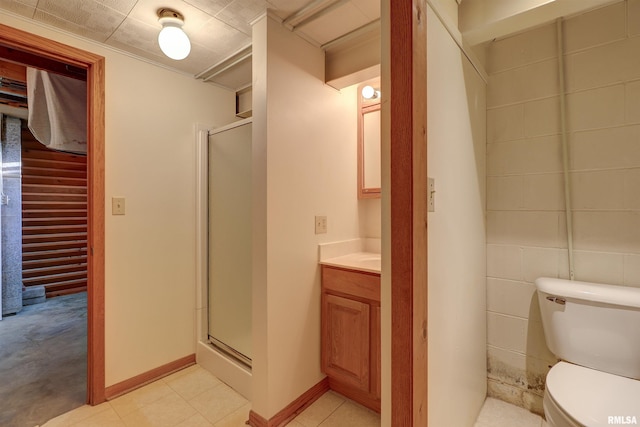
[{"left": 608, "top": 416, "right": 638, "bottom": 425}]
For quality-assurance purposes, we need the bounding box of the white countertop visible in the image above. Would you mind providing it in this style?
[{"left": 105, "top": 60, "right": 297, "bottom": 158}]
[{"left": 320, "top": 251, "right": 381, "bottom": 274}]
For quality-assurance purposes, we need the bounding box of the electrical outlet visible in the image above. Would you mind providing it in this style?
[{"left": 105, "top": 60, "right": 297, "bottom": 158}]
[
  {"left": 315, "top": 215, "right": 327, "bottom": 234},
  {"left": 112, "top": 197, "right": 125, "bottom": 215}
]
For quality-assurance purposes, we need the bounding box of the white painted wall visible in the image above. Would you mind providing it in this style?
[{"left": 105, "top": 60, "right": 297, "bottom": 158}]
[
  {"left": 431, "top": 0, "right": 460, "bottom": 27},
  {"left": 426, "top": 5, "right": 488, "bottom": 427},
  {"left": 252, "top": 15, "right": 363, "bottom": 418},
  {"left": 0, "top": 11, "right": 236, "bottom": 386}
]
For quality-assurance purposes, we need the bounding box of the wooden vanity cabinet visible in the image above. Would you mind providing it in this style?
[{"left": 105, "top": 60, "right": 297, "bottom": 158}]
[{"left": 321, "top": 265, "right": 381, "bottom": 413}]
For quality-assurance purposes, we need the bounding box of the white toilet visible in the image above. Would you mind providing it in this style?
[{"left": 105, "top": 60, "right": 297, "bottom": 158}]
[{"left": 535, "top": 277, "right": 640, "bottom": 427}]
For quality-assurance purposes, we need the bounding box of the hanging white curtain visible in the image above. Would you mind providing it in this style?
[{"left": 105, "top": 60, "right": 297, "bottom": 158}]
[{"left": 26, "top": 67, "right": 87, "bottom": 154}]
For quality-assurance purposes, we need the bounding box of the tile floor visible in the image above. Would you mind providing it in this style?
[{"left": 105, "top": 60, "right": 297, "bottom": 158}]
[
  {"left": 41, "top": 364, "right": 548, "bottom": 427},
  {"left": 40, "top": 364, "right": 380, "bottom": 427},
  {"left": 474, "top": 398, "right": 548, "bottom": 427}
]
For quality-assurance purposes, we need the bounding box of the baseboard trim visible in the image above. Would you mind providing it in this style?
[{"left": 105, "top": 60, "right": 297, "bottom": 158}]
[
  {"left": 248, "top": 377, "right": 330, "bottom": 427},
  {"left": 104, "top": 354, "right": 196, "bottom": 400}
]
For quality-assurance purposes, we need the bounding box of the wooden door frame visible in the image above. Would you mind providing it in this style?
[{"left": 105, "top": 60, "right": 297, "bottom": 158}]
[
  {"left": 389, "top": 1, "right": 428, "bottom": 426},
  {"left": 0, "top": 24, "right": 106, "bottom": 404}
]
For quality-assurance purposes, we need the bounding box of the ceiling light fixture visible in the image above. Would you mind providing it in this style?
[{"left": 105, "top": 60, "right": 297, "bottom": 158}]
[{"left": 157, "top": 8, "right": 191, "bottom": 61}]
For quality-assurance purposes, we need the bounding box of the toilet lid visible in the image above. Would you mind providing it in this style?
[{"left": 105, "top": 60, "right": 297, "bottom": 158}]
[{"left": 546, "top": 362, "right": 640, "bottom": 426}]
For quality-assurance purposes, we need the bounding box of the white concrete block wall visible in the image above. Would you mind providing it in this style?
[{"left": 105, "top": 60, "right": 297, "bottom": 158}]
[{"left": 485, "top": 0, "right": 640, "bottom": 414}]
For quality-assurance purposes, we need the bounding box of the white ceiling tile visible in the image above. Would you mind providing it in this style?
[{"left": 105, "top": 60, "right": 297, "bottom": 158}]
[
  {"left": 35, "top": 0, "right": 126, "bottom": 40},
  {"left": 33, "top": 9, "right": 116, "bottom": 42},
  {"left": 190, "top": 17, "right": 251, "bottom": 57},
  {"left": 0, "top": 0, "right": 36, "bottom": 18},
  {"left": 267, "top": 0, "right": 313, "bottom": 19},
  {"left": 297, "top": 2, "right": 370, "bottom": 46},
  {"left": 181, "top": 44, "right": 232, "bottom": 74},
  {"left": 216, "top": 0, "right": 271, "bottom": 35},
  {"left": 183, "top": 0, "right": 234, "bottom": 16},
  {"left": 126, "top": 0, "right": 213, "bottom": 33},
  {"left": 107, "top": 16, "right": 162, "bottom": 57},
  {"left": 351, "top": 0, "right": 380, "bottom": 21},
  {"left": 95, "top": 0, "right": 138, "bottom": 15},
  {"left": 0, "top": 0, "right": 370, "bottom": 80},
  {"left": 106, "top": 17, "right": 220, "bottom": 74}
]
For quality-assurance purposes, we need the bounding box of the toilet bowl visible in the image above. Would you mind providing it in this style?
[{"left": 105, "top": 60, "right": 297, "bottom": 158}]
[
  {"left": 544, "top": 361, "right": 640, "bottom": 426},
  {"left": 535, "top": 278, "right": 640, "bottom": 427}
]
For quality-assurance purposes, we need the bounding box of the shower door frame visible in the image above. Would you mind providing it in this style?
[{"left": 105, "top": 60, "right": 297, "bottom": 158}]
[
  {"left": 206, "top": 118, "right": 253, "bottom": 368},
  {"left": 194, "top": 121, "right": 253, "bottom": 401}
]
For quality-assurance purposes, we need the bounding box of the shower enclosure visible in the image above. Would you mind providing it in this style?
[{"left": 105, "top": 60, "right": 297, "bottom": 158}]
[{"left": 207, "top": 118, "right": 252, "bottom": 366}]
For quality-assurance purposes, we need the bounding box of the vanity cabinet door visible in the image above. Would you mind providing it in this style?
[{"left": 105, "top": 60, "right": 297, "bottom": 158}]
[{"left": 322, "top": 293, "right": 371, "bottom": 392}]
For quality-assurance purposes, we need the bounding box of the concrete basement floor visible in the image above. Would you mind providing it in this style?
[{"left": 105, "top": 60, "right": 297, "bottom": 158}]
[{"left": 0, "top": 292, "right": 87, "bottom": 427}]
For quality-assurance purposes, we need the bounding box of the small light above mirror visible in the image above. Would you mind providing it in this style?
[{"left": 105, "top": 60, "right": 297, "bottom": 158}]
[{"left": 361, "top": 85, "right": 380, "bottom": 100}]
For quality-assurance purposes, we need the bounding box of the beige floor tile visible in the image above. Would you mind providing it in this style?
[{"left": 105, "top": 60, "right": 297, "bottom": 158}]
[
  {"left": 176, "top": 413, "right": 215, "bottom": 427},
  {"left": 189, "top": 383, "right": 248, "bottom": 424},
  {"left": 110, "top": 381, "right": 175, "bottom": 418},
  {"left": 474, "top": 398, "right": 542, "bottom": 427},
  {"left": 285, "top": 421, "right": 305, "bottom": 427},
  {"left": 318, "top": 400, "right": 380, "bottom": 427},
  {"left": 165, "top": 366, "right": 222, "bottom": 400},
  {"left": 163, "top": 365, "right": 202, "bottom": 382},
  {"left": 73, "top": 407, "right": 126, "bottom": 427},
  {"left": 293, "top": 391, "right": 345, "bottom": 427},
  {"left": 121, "top": 392, "right": 196, "bottom": 427},
  {"left": 42, "top": 403, "right": 112, "bottom": 427},
  {"left": 212, "top": 403, "right": 251, "bottom": 427}
]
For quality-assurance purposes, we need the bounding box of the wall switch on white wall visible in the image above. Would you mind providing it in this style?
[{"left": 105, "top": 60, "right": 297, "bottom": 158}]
[
  {"left": 428, "top": 177, "right": 435, "bottom": 212},
  {"left": 315, "top": 215, "right": 327, "bottom": 234},
  {"left": 112, "top": 197, "right": 125, "bottom": 215}
]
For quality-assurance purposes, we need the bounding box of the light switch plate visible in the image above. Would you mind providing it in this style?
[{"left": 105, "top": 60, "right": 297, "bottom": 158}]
[
  {"left": 428, "top": 178, "right": 435, "bottom": 212},
  {"left": 315, "top": 215, "right": 327, "bottom": 234},
  {"left": 112, "top": 197, "right": 125, "bottom": 215}
]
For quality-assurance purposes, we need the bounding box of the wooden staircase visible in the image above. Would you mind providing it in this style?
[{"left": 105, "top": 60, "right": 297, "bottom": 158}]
[{"left": 21, "top": 127, "right": 88, "bottom": 298}]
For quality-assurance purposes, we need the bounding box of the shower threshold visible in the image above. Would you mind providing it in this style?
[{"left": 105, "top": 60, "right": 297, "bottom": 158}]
[{"left": 208, "top": 336, "right": 252, "bottom": 369}]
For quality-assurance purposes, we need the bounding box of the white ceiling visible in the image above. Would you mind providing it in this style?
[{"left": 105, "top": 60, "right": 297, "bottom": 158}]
[{"left": 0, "top": 0, "right": 380, "bottom": 82}]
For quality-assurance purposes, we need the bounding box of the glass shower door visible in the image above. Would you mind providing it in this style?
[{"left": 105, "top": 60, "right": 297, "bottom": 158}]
[{"left": 208, "top": 120, "right": 252, "bottom": 365}]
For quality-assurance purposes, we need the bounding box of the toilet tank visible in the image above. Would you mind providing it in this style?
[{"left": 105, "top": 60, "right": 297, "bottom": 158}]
[{"left": 535, "top": 277, "right": 640, "bottom": 380}]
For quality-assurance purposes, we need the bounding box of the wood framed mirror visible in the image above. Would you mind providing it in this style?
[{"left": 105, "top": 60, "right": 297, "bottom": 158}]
[{"left": 357, "top": 79, "right": 381, "bottom": 199}]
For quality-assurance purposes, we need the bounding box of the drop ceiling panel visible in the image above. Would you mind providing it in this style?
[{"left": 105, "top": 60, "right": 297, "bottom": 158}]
[
  {"left": 297, "top": 2, "right": 371, "bottom": 46},
  {"left": 0, "top": 0, "right": 37, "bottom": 18},
  {"left": 190, "top": 17, "right": 251, "bottom": 57},
  {"left": 0, "top": 0, "right": 379, "bottom": 84},
  {"left": 33, "top": 9, "right": 118, "bottom": 42},
  {"left": 98, "top": 0, "right": 139, "bottom": 15},
  {"left": 105, "top": 17, "right": 165, "bottom": 59},
  {"left": 350, "top": 0, "right": 380, "bottom": 21},
  {"left": 182, "top": 0, "right": 234, "bottom": 16},
  {"left": 35, "top": 0, "right": 127, "bottom": 42},
  {"left": 126, "top": 0, "right": 213, "bottom": 32},
  {"left": 216, "top": 0, "right": 274, "bottom": 35},
  {"left": 107, "top": 16, "right": 243, "bottom": 75},
  {"left": 267, "top": 0, "right": 314, "bottom": 20}
]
